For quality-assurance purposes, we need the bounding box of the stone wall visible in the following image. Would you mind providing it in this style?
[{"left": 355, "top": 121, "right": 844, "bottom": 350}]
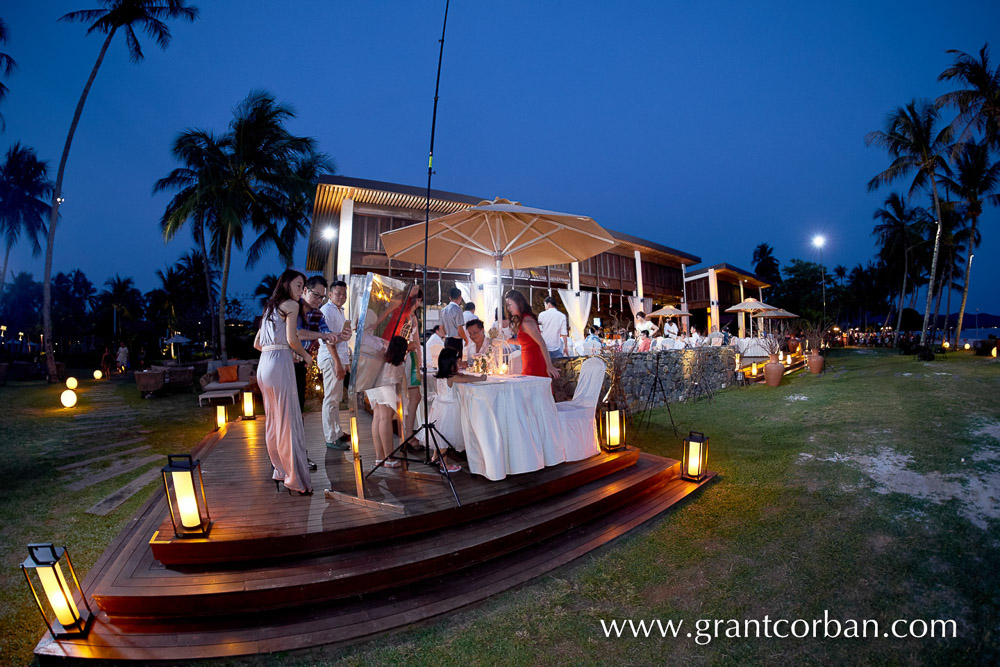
[{"left": 552, "top": 348, "right": 736, "bottom": 412}]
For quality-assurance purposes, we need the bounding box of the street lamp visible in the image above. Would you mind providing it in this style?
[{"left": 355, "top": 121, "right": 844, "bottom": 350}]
[
  {"left": 321, "top": 226, "right": 336, "bottom": 241},
  {"left": 812, "top": 235, "right": 826, "bottom": 322}
]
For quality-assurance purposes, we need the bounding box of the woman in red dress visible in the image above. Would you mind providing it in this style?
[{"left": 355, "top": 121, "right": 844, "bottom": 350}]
[{"left": 504, "top": 289, "right": 560, "bottom": 379}]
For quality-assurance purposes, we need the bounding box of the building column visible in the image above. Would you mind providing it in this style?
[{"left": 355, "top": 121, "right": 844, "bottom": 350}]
[
  {"left": 680, "top": 264, "right": 690, "bottom": 334},
  {"left": 336, "top": 198, "right": 354, "bottom": 280},
  {"left": 708, "top": 268, "right": 720, "bottom": 333},
  {"left": 571, "top": 261, "right": 580, "bottom": 293},
  {"left": 634, "top": 251, "right": 644, "bottom": 298},
  {"left": 739, "top": 280, "right": 746, "bottom": 337}
]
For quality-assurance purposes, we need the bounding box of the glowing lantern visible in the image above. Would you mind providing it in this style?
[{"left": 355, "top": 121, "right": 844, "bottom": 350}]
[
  {"left": 21, "top": 543, "right": 94, "bottom": 638},
  {"left": 160, "top": 454, "right": 212, "bottom": 538},
  {"left": 350, "top": 415, "right": 360, "bottom": 455},
  {"left": 735, "top": 353, "right": 741, "bottom": 371},
  {"left": 993, "top": 346, "right": 997, "bottom": 359},
  {"left": 964, "top": 343, "right": 971, "bottom": 350},
  {"left": 778, "top": 351, "right": 784, "bottom": 362},
  {"left": 942, "top": 341, "right": 950, "bottom": 349},
  {"left": 598, "top": 405, "right": 626, "bottom": 452},
  {"left": 216, "top": 405, "right": 227, "bottom": 430},
  {"left": 751, "top": 362, "right": 758, "bottom": 377},
  {"left": 500, "top": 363, "right": 508, "bottom": 375},
  {"left": 60, "top": 390, "right": 77, "bottom": 408},
  {"left": 65, "top": 377, "right": 78, "bottom": 390},
  {"left": 93, "top": 369, "right": 103, "bottom": 380},
  {"left": 242, "top": 391, "right": 255, "bottom": 420},
  {"left": 681, "top": 431, "right": 710, "bottom": 482}
]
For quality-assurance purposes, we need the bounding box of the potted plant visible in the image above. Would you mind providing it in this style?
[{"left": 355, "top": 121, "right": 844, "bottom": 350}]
[
  {"left": 760, "top": 335, "right": 784, "bottom": 387},
  {"left": 803, "top": 322, "right": 826, "bottom": 374}
]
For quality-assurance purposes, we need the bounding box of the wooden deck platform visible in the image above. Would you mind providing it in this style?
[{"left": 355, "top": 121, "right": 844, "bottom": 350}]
[{"left": 35, "top": 409, "right": 715, "bottom": 662}]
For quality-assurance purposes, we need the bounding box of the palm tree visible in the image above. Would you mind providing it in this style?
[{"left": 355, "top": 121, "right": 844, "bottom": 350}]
[
  {"left": 872, "top": 192, "right": 923, "bottom": 338},
  {"left": 255, "top": 273, "right": 278, "bottom": 307},
  {"left": 0, "top": 143, "right": 52, "bottom": 302},
  {"left": 938, "top": 140, "right": 1000, "bottom": 343},
  {"left": 866, "top": 100, "right": 953, "bottom": 345},
  {"left": 751, "top": 242, "right": 781, "bottom": 285},
  {"left": 937, "top": 43, "right": 1000, "bottom": 148},
  {"left": 157, "top": 90, "right": 322, "bottom": 360},
  {"left": 40, "top": 1, "right": 198, "bottom": 381},
  {"left": 833, "top": 264, "right": 847, "bottom": 286},
  {"left": 0, "top": 17, "right": 17, "bottom": 132},
  {"left": 100, "top": 273, "right": 143, "bottom": 337}
]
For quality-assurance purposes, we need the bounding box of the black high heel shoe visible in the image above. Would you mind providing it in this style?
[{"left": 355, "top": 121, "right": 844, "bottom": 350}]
[{"left": 287, "top": 488, "right": 313, "bottom": 496}]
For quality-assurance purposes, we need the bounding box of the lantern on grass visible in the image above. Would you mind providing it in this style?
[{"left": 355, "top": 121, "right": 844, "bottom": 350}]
[
  {"left": 161, "top": 454, "right": 212, "bottom": 538},
  {"left": 964, "top": 343, "right": 971, "bottom": 350},
  {"left": 350, "top": 415, "right": 360, "bottom": 456},
  {"left": 681, "top": 431, "right": 709, "bottom": 482},
  {"left": 242, "top": 391, "right": 255, "bottom": 420},
  {"left": 93, "top": 369, "right": 103, "bottom": 380},
  {"left": 751, "top": 362, "right": 758, "bottom": 377},
  {"left": 942, "top": 341, "right": 950, "bottom": 349},
  {"left": 993, "top": 346, "right": 998, "bottom": 359},
  {"left": 21, "top": 543, "right": 94, "bottom": 638},
  {"left": 65, "top": 377, "right": 78, "bottom": 390},
  {"left": 60, "top": 390, "right": 77, "bottom": 408},
  {"left": 597, "top": 404, "right": 626, "bottom": 452},
  {"left": 216, "top": 405, "right": 227, "bottom": 430}
]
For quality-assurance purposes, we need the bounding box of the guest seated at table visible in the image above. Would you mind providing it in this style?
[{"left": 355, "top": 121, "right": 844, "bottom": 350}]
[
  {"left": 428, "top": 348, "right": 486, "bottom": 473},
  {"left": 585, "top": 326, "right": 603, "bottom": 345},
  {"left": 426, "top": 324, "right": 446, "bottom": 368},
  {"left": 503, "top": 289, "right": 560, "bottom": 379},
  {"left": 705, "top": 325, "right": 725, "bottom": 346},
  {"left": 638, "top": 329, "right": 652, "bottom": 352},
  {"left": 465, "top": 318, "right": 493, "bottom": 364},
  {"left": 690, "top": 326, "right": 702, "bottom": 347},
  {"left": 365, "top": 335, "right": 409, "bottom": 469}
]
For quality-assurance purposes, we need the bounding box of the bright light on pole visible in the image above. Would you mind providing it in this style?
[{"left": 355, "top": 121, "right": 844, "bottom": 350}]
[
  {"left": 321, "top": 226, "right": 337, "bottom": 241},
  {"left": 812, "top": 235, "right": 826, "bottom": 323}
]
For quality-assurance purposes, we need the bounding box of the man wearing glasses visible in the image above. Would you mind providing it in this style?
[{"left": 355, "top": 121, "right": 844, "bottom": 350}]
[{"left": 296, "top": 276, "right": 336, "bottom": 468}]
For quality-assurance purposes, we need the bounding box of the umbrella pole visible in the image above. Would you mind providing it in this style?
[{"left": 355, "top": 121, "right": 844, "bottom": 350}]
[{"left": 496, "top": 256, "right": 503, "bottom": 324}]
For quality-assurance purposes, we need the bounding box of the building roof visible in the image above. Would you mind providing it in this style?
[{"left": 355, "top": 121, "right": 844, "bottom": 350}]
[
  {"left": 684, "top": 262, "right": 771, "bottom": 289},
  {"left": 307, "top": 176, "right": 701, "bottom": 271}
]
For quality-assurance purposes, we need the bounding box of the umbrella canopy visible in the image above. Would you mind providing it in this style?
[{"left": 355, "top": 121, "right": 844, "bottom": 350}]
[
  {"left": 724, "top": 298, "right": 777, "bottom": 314},
  {"left": 647, "top": 305, "right": 690, "bottom": 318},
  {"left": 163, "top": 335, "right": 191, "bottom": 344},
  {"left": 379, "top": 197, "right": 616, "bottom": 304},
  {"left": 760, "top": 308, "right": 799, "bottom": 319}
]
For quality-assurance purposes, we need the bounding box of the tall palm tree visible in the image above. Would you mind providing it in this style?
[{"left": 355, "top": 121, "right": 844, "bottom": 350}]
[
  {"left": 866, "top": 100, "right": 953, "bottom": 345},
  {"left": 40, "top": 1, "right": 198, "bottom": 381},
  {"left": 938, "top": 140, "right": 1000, "bottom": 343},
  {"left": 833, "top": 264, "right": 847, "bottom": 286},
  {"left": 255, "top": 273, "right": 278, "bottom": 307},
  {"left": 0, "top": 17, "right": 17, "bottom": 132},
  {"left": 157, "top": 90, "right": 321, "bottom": 360},
  {"left": 872, "top": 192, "right": 923, "bottom": 338},
  {"left": 101, "top": 273, "right": 143, "bottom": 337},
  {"left": 751, "top": 242, "right": 781, "bottom": 285},
  {"left": 937, "top": 43, "right": 1000, "bottom": 148},
  {"left": 0, "top": 143, "right": 52, "bottom": 302}
]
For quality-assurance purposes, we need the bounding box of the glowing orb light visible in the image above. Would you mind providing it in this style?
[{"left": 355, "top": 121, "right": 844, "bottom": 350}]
[
  {"left": 60, "top": 390, "right": 77, "bottom": 408},
  {"left": 65, "top": 377, "right": 78, "bottom": 390}
]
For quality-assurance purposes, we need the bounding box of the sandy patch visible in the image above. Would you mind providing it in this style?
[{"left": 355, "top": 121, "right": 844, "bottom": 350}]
[
  {"left": 971, "top": 421, "right": 1000, "bottom": 462},
  {"left": 799, "top": 448, "right": 1000, "bottom": 529},
  {"left": 786, "top": 394, "right": 809, "bottom": 402}
]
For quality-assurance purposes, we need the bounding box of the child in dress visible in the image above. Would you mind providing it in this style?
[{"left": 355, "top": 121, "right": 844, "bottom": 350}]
[
  {"left": 365, "top": 335, "right": 409, "bottom": 468},
  {"left": 428, "top": 348, "right": 485, "bottom": 473}
]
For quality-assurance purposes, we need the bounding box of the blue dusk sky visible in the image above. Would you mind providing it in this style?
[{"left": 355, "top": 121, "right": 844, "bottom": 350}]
[{"left": 2, "top": 1, "right": 999, "bottom": 313}]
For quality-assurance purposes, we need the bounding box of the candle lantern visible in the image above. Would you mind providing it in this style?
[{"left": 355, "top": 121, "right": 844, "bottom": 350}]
[
  {"left": 350, "top": 415, "right": 360, "bottom": 455},
  {"left": 21, "top": 543, "right": 94, "bottom": 638},
  {"left": 216, "top": 405, "right": 227, "bottom": 430},
  {"left": 597, "top": 404, "right": 626, "bottom": 452},
  {"left": 241, "top": 391, "right": 255, "bottom": 420},
  {"left": 681, "top": 431, "right": 710, "bottom": 482},
  {"left": 751, "top": 362, "right": 758, "bottom": 377},
  {"left": 161, "top": 454, "right": 212, "bottom": 539}
]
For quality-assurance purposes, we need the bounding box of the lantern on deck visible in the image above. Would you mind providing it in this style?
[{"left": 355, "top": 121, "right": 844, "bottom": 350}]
[
  {"left": 242, "top": 391, "right": 255, "bottom": 420},
  {"left": 161, "top": 454, "right": 212, "bottom": 539},
  {"left": 751, "top": 362, "right": 758, "bottom": 377},
  {"left": 216, "top": 405, "right": 227, "bottom": 430},
  {"left": 21, "top": 543, "right": 94, "bottom": 638},
  {"left": 681, "top": 431, "right": 710, "bottom": 482},
  {"left": 598, "top": 404, "right": 626, "bottom": 452},
  {"left": 350, "top": 415, "right": 360, "bottom": 456}
]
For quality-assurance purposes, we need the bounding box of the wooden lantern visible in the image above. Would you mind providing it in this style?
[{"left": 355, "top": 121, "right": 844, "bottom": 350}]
[
  {"left": 216, "top": 405, "right": 227, "bottom": 430},
  {"left": 681, "top": 431, "right": 709, "bottom": 482},
  {"left": 242, "top": 391, "right": 255, "bottom": 420},
  {"left": 598, "top": 404, "right": 626, "bottom": 452},
  {"left": 161, "top": 454, "right": 212, "bottom": 539},
  {"left": 21, "top": 543, "right": 94, "bottom": 638}
]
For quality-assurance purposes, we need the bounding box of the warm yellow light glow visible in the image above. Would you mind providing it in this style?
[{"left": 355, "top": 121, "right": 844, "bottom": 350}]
[
  {"left": 242, "top": 391, "right": 254, "bottom": 418},
  {"left": 964, "top": 343, "right": 971, "bottom": 350},
  {"left": 501, "top": 363, "right": 508, "bottom": 374},
  {"left": 605, "top": 410, "right": 622, "bottom": 447},
  {"left": 65, "top": 377, "right": 78, "bottom": 390},
  {"left": 37, "top": 563, "right": 80, "bottom": 626},
  {"left": 171, "top": 470, "right": 201, "bottom": 529},
  {"left": 735, "top": 353, "right": 741, "bottom": 371},
  {"left": 60, "top": 390, "right": 77, "bottom": 408},
  {"left": 216, "top": 405, "right": 226, "bottom": 429},
  {"left": 93, "top": 370, "right": 102, "bottom": 380},
  {"left": 350, "top": 416, "right": 360, "bottom": 455},
  {"left": 778, "top": 351, "right": 784, "bottom": 362},
  {"left": 751, "top": 362, "right": 758, "bottom": 376},
  {"left": 942, "top": 341, "right": 950, "bottom": 349},
  {"left": 687, "top": 441, "right": 702, "bottom": 478},
  {"left": 993, "top": 347, "right": 997, "bottom": 359}
]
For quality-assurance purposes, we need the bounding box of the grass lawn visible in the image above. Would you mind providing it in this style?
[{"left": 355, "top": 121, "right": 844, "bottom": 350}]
[{"left": 2, "top": 349, "right": 998, "bottom": 665}]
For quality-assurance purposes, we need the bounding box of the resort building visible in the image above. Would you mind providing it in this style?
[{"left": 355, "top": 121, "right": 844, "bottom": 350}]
[
  {"left": 305, "top": 176, "right": 701, "bottom": 323},
  {"left": 683, "top": 263, "right": 771, "bottom": 335}
]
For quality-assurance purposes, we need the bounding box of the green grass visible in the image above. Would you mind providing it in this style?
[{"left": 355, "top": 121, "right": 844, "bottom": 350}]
[{"left": 2, "top": 351, "right": 999, "bottom": 665}]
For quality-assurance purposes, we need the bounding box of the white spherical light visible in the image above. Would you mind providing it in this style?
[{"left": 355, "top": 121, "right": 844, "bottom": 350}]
[
  {"left": 66, "top": 377, "right": 78, "bottom": 390},
  {"left": 93, "top": 370, "right": 103, "bottom": 380},
  {"left": 60, "top": 390, "right": 78, "bottom": 408}
]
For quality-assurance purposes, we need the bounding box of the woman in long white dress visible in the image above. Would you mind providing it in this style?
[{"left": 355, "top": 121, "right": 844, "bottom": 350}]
[{"left": 254, "top": 269, "right": 315, "bottom": 495}]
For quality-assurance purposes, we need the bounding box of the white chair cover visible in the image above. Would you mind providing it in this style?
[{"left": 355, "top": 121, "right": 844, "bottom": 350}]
[
  {"left": 622, "top": 339, "right": 637, "bottom": 352},
  {"left": 508, "top": 350, "right": 522, "bottom": 375},
  {"left": 556, "top": 357, "right": 606, "bottom": 461}
]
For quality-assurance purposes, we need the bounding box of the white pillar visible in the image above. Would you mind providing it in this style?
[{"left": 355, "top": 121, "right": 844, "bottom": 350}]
[
  {"left": 708, "top": 268, "right": 720, "bottom": 333},
  {"left": 739, "top": 280, "right": 746, "bottom": 337},
  {"left": 571, "top": 261, "right": 580, "bottom": 293},
  {"left": 634, "top": 251, "right": 644, "bottom": 298},
  {"left": 680, "top": 264, "right": 689, "bottom": 334},
  {"left": 336, "top": 198, "right": 354, "bottom": 279}
]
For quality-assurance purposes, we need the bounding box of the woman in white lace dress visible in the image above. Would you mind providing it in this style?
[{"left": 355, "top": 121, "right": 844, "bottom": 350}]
[{"left": 254, "top": 269, "right": 314, "bottom": 495}]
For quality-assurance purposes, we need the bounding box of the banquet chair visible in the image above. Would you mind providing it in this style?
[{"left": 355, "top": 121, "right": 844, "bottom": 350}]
[
  {"left": 508, "top": 350, "right": 522, "bottom": 375},
  {"left": 581, "top": 340, "right": 601, "bottom": 356},
  {"left": 556, "top": 357, "right": 606, "bottom": 461},
  {"left": 622, "top": 339, "right": 638, "bottom": 353}
]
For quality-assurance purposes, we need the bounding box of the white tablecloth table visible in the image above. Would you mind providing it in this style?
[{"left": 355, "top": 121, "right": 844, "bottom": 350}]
[{"left": 455, "top": 374, "right": 564, "bottom": 480}]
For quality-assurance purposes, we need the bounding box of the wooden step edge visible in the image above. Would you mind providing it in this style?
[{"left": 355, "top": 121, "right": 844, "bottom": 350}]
[
  {"left": 151, "top": 448, "right": 643, "bottom": 566},
  {"left": 92, "top": 458, "right": 678, "bottom": 619}
]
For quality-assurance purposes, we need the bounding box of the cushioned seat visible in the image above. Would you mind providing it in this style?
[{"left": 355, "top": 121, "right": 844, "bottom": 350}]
[{"left": 556, "top": 357, "right": 605, "bottom": 461}]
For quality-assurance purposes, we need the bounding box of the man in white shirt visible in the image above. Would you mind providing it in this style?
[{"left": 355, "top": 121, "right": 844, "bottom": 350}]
[
  {"left": 538, "top": 297, "right": 569, "bottom": 358},
  {"left": 426, "top": 324, "right": 446, "bottom": 368},
  {"left": 319, "top": 280, "right": 352, "bottom": 450},
  {"left": 465, "top": 319, "right": 493, "bottom": 364},
  {"left": 665, "top": 317, "right": 679, "bottom": 340},
  {"left": 440, "top": 287, "right": 469, "bottom": 346},
  {"left": 462, "top": 302, "right": 477, "bottom": 325}
]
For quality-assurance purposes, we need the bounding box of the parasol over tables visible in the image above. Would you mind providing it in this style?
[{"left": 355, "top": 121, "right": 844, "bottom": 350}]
[
  {"left": 725, "top": 298, "right": 779, "bottom": 336},
  {"left": 379, "top": 197, "right": 616, "bottom": 309}
]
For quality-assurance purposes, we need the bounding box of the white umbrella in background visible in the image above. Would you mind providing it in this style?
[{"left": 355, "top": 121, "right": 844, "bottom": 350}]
[{"left": 725, "top": 298, "right": 778, "bottom": 336}]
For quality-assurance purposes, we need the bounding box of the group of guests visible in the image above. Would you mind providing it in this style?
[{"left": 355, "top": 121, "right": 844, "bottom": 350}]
[{"left": 628, "top": 311, "right": 725, "bottom": 352}]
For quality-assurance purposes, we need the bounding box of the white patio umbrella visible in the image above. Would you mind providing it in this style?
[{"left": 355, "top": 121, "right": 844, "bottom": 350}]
[
  {"left": 725, "top": 298, "right": 778, "bottom": 336},
  {"left": 379, "top": 198, "right": 616, "bottom": 310},
  {"left": 647, "top": 305, "right": 690, "bottom": 318}
]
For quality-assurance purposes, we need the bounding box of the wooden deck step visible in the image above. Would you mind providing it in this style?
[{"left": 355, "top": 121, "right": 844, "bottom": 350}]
[{"left": 93, "top": 455, "right": 677, "bottom": 619}]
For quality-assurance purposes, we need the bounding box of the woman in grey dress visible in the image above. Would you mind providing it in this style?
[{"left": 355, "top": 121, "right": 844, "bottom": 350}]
[{"left": 254, "top": 269, "right": 314, "bottom": 495}]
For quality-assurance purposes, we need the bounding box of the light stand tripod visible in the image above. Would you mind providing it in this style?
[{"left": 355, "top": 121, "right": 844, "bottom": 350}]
[
  {"left": 366, "top": 0, "right": 462, "bottom": 507},
  {"left": 686, "top": 348, "right": 715, "bottom": 403},
  {"left": 637, "top": 351, "right": 677, "bottom": 436}
]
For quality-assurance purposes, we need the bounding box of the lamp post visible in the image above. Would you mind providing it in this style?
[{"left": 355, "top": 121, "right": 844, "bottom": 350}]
[
  {"left": 812, "top": 235, "right": 826, "bottom": 323},
  {"left": 322, "top": 226, "right": 337, "bottom": 280}
]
